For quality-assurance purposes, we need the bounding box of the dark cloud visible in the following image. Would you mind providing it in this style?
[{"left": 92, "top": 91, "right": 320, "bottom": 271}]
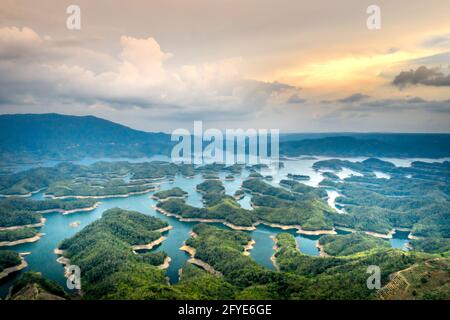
[
  {"left": 337, "top": 93, "right": 370, "bottom": 103},
  {"left": 287, "top": 93, "right": 306, "bottom": 104},
  {"left": 353, "top": 97, "right": 450, "bottom": 114},
  {"left": 393, "top": 65, "right": 450, "bottom": 88}
]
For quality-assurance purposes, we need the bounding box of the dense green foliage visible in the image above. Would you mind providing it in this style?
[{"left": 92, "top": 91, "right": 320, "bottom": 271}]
[
  {"left": 9, "top": 271, "right": 68, "bottom": 299},
  {"left": 196, "top": 179, "right": 225, "bottom": 194},
  {"left": 152, "top": 187, "right": 188, "bottom": 200},
  {"left": 319, "top": 233, "right": 390, "bottom": 256},
  {"left": 0, "top": 114, "right": 172, "bottom": 162},
  {"left": 0, "top": 228, "right": 39, "bottom": 242},
  {"left": 280, "top": 135, "right": 450, "bottom": 158},
  {"left": 0, "top": 250, "right": 21, "bottom": 271},
  {"left": 313, "top": 159, "right": 450, "bottom": 239},
  {"left": 411, "top": 238, "right": 450, "bottom": 254},
  {"left": 58, "top": 208, "right": 174, "bottom": 299}
]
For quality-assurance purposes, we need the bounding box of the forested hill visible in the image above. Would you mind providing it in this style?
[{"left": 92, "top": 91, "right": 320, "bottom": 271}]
[
  {"left": 280, "top": 134, "right": 450, "bottom": 158},
  {"left": 1, "top": 113, "right": 450, "bottom": 161},
  {"left": 0, "top": 113, "right": 172, "bottom": 159}
]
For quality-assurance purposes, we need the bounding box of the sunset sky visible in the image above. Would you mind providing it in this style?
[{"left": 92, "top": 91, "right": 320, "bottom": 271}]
[{"left": 0, "top": 0, "right": 449, "bottom": 132}]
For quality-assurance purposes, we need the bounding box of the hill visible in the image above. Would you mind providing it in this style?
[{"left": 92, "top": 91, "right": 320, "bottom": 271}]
[{"left": 0, "top": 113, "right": 171, "bottom": 160}]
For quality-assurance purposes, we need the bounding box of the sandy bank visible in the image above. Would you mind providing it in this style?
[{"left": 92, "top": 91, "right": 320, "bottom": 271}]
[
  {"left": 0, "top": 257, "right": 28, "bottom": 280},
  {"left": 154, "top": 225, "right": 173, "bottom": 233},
  {"left": 180, "top": 244, "right": 196, "bottom": 257},
  {"left": 243, "top": 239, "right": 255, "bottom": 256},
  {"left": 132, "top": 236, "right": 166, "bottom": 252},
  {"left": 316, "top": 242, "right": 329, "bottom": 257},
  {"left": 0, "top": 218, "right": 46, "bottom": 231},
  {"left": 0, "top": 233, "right": 45, "bottom": 247},
  {"left": 153, "top": 206, "right": 256, "bottom": 231},
  {"left": 54, "top": 249, "right": 75, "bottom": 280},
  {"left": 36, "top": 202, "right": 100, "bottom": 215},
  {"left": 0, "top": 188, "right": 46, "bottom": 198},
  {"left": 188, "top": 258, "right": 222, "bottom": 277},
  {"left": 336, "top": 226, "right": 410, "bottom": 240},
  {"left": 269, "top": 236, "right": 280, "bottom": 271},
  {"left": 45, "top": 187, "right": 158, "bottom": 200},
  {"left": 158, "top": 256, "right": 171, "bottom": 270},
  {"left": 181, "top": 243, "right": 222, "bottom": 276}
]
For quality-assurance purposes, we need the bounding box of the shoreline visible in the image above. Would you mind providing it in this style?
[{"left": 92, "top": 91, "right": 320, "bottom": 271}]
[
  {"left": 316, "top": 241, "right": 329, "bottom": 257},
  {"left": 269, "top": 236, "right": 279, "bottom": 271},
  {"left": 0, "top": 257, "right": 28, "bottom": 280},
  {"left": 335, "top": 226, "right": 413, "bottom": 240},
  {"left": 0, "top": 232, "right": 45, "bottom": 247},
  {"left": 243, "top": 239, "right": 255, "bottom": 256},
  {"left": 180, "top": 243, "right": 222, "bottom": 277},
  {"left": 53, "top": 249, "right": 78, "bottom": 287},
  {"left": 153, "top": 206, "right": 256, "bottom": 231},
  {"left": 0, "top": 187, "right": 46, "bottom": 199},
  {"left": 150, "top": 195, "right": 187, "bottom": 202},
  {"left": 0, "top": 217, "right": 46, "bottom": 231},
  {"left": 154, "top": 206, "right": 338, "bottom": 234},
  {"left": 157, "top": 256, "right": 171, "bottom": 270},
  {"left": 36, "top": 202, "right": 101, "bottom": 215},
  {"left": 44, "top": 187, "right": 159, "bottom": 200},
  {"left": 154, "top": 225, "right": 173, "bottom": 233},
  {"left": 132, "top": 236, "right": 167, "bottom": 252}
]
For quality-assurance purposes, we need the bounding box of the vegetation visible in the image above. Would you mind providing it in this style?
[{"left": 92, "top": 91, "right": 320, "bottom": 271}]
[
  {"left": 152, "top": 187, "right": 187, "bottom": 200},
  {"left": 0, "top": 228, "right": 39, "bottom": 242},
  {"left": 411, "top": 238, "right": 450, "bottom": 254},
  {"left": 196, "top": 179, "right": 225, "bottom": 194},
  {"left": 8, "top": 271, "right": 68, "bottom": 300},
  {"left": 287, "top": 174, "right": 310, "bottom": 181},
  {"left": 318, "top": 233, "right": 390, "bottom": 256},
  {"left": 311, "top": 159, "right": 450, "bottom": 239},
  {"left": 57, "top": 208, "right": 174, "bottom": 299},
  {"left": 0, "top": 250, "right": 21, "bottom": 271}
]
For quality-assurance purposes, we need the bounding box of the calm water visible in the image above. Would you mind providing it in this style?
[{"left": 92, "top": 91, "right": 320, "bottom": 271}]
[{"left": 0, "top": 157, "right": 411, "bottom": 297}]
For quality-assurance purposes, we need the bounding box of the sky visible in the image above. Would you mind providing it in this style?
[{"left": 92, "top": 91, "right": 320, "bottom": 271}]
[{"left": 0, "top": 0, "right": 449, "bottom": 133}]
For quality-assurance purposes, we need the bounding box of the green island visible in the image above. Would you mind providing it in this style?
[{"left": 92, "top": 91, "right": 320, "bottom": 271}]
[
  {"left": 0, "top": 250, "right": 22, "bottom": 273},
  {"left": 0, "top": 157, "right": 448, "bottom": 300},
  {"left": 152, "top": 187, "right": 188, "bottom": 200},
  {"left": 315, "top": 159, "right": 450, "bottom": 238},
  {"left": 12, "top": 218, "right": 448, "bottom": 300},
  {"left": 287, "top": 174, "right": 310, "bottom": 181},
  {"left": 56, "top": 208, "right": 173, "bottom": 299},
  {"left": 0, "top": 228, "right": 40, "bottom": 245},
  {"left": 318, "top": 233, "right": 391, "bottom": 256}
]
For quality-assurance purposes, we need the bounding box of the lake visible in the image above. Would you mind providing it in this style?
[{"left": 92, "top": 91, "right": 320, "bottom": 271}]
[{"left": 0, "top": 156, "right": 417, "bottom": 297}]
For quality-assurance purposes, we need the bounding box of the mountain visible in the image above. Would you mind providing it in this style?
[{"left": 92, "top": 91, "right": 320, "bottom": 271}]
[
  {"left": 280, "top": 135, "right": 450, "bottom": 158},
  {"left": 0, "top": 113, "right": 172, "bottom": 160},
  {"left": 1, "top": 113, "right": 449, "bottom": 162}
]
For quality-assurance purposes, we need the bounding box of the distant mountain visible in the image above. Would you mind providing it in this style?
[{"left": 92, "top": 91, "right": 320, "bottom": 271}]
[
  {"left": 0, "top": 113, "right": 172, "bottom": 160},
  {"left": 1, "top": 114, "right": 449, "bottom": 162},
  {"left": 280, "top": 135, "right": 450, "bottom": 158}
]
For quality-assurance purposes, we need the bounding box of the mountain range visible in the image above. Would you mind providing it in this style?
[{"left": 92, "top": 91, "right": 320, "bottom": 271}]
[{"left": 1, "top": 113, "right": 449, "bottom": 161}]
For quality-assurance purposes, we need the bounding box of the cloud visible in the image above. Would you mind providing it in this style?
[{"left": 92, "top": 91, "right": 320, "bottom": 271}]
[
  {"left": 286, "top": 93, "right": 306, "bottom": 104},
  {"left": 0, "top": 26, "right": 300, "bottom": 122},
  {"left": 422, "top": 34, "right": 450, "bottom": 49},
  {"left": 393, "top": 65, "right": 450, "bottom": 88},
  {"left": 337, "top": 93, "right": 370, "bottom": 103},
  {"left": 349, "top": 97, "right": 450, "bottom": 114}
]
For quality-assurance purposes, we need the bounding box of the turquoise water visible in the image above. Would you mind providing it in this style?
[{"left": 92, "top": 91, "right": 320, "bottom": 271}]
[{"left": 0, "top": 158, "right": 411, "bottom": 297}]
